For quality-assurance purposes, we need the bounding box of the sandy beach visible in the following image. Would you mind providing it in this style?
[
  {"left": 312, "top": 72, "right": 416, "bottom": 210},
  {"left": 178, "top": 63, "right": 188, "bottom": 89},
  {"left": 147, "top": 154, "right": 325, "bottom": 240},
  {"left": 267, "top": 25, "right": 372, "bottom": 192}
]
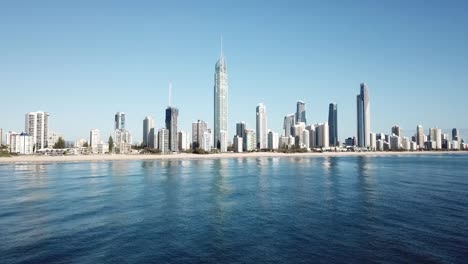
[{"left": 0, "top": 151, "right": 466, "bottom": 164}]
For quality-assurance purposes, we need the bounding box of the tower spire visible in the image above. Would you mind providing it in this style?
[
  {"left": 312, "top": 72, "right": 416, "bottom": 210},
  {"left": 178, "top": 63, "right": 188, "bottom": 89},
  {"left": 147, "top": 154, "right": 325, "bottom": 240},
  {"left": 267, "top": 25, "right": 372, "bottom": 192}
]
[{"left": 220, "top": 35, "right": 223, "bottom": 58}]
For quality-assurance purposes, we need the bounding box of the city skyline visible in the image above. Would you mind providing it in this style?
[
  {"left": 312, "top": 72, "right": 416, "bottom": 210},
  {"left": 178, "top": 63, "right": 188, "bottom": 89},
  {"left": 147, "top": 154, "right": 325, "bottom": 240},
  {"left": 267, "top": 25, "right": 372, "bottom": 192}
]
[{"left": 1, "top": 1, "right": 468, "bottom": 141}]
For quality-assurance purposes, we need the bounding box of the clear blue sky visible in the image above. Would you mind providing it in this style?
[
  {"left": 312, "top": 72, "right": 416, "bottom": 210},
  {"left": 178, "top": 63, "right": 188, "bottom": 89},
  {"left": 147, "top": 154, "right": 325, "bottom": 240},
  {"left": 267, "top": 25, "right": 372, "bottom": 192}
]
[{"left": 1, "top": 0, "right": 467, "bottom": 142}]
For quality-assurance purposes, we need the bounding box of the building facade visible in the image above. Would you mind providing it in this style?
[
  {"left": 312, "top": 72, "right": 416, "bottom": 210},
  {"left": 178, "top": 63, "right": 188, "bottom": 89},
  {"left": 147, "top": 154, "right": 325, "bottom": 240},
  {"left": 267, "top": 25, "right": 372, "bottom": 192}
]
[
  {"left": 416, "top": 125, "right": 424, "bottom": 149},
  {"left": 392, "top": 126, "right": 403, "bottom": 137},
  {"left": 213, "top": 48, "right": 228, "bottom": 150},
  {"left": 268, "top": 131, "right": 279, "bottom": 150},
  {"left": 283, "top": 114, "right": 295, "bottom": 137},
  {"left": 143, "top": 116, "right": 154, "bottom": 147},
  {"left": 296, "top": 101, "right": 306, "bottom": 124},
  {"left": 328, "top": 103, "right": 338, "bottom": 146},
  {"left": 245, "top": 129, "right": 257, "bottom": 152},
  {"left": 192, "top": 120, "right": 208, "bottom": 149},
  {"left": 178, "top": 131, "right": 190, "bottom": 151},
  {"left": 9, "top": 133, "right": 34, "bottom": 154},
  {"left": 25, "top": 111, "right": 49, "bottom": 151},
  {"left": 256, "top": 103, "right": 268, "bottom": 149},
  {"left": 115, "top": 112, "right": 125, "bottom": 130},
  {"left": 89, "top": 129, "right": 100, "bottom": 154},
  {"left": 316, "top": 123, "right": 329, "bottom": 148},
  {"left": 158, "top": 128, "right": 169, "bottom": 153},
  {"left": 356, "top": 83, "right": 370, "bottom": 147},
  {"left": 165, "top": 107, "right": 179, "bottom": 152}
]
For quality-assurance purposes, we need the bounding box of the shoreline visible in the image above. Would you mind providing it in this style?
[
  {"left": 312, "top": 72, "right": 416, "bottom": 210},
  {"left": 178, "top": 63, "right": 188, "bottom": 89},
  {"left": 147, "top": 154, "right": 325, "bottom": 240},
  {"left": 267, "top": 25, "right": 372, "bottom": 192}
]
[{"left": 0, "top": 151, "right": 466, "bottom": 164}]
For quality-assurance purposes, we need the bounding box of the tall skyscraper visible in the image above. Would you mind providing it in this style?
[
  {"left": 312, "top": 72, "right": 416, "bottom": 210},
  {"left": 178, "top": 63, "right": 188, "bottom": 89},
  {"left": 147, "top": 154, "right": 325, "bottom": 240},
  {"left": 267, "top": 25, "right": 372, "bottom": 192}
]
[
  {"left": 245, "top": 129, "right": 257, "bottom": 151},
  {"left": 178, "top": 131, "right": 190, "bottom": 151},
  {"left": 268, "top": 131, "right": 279, "bottom": 150},
  {"left": 296, "top": 101, "right": 306, "bottom": 124},
  {"left": 89, "top": 129, "right": 100, "bottom": 154},
  {"left": 452, "top": 128, "right": 459, "bottom": 141},
  {"left": 192, "top": 120, "right": 208, "bottom": 149},
  {"left": 236, "top": 122, "right": 247, "bottom": 151},
  {"left": 430, "top": 128, "right": 442, "bottom": 149},
  {"left": 328, "top": 103, "right": 338, "bottom": 146},
  {"left": 236, "top": 122, "right": 246, "bottom": 138},
  {"left": 149, "top": 128, "right": 157, "bottom": 149},
  {"left": 115, "top": 112, "right": 125, "bottom": 130},
  {"left": 316, "top": 123, "right": 329, "bottom": 148},
  {"left": 392, "top": 126, "right": 403, "bottom": 137},
  {"left": 256, "top": 103, "right": 268, "bottom": 149},
  {"left": 165, "top": 107, "right": 179, "bottom": 152},
  {"left": 25, "top": 111, "right": 49, "bottom": 150},
  {"left": 213, "top": 42, "right": 228, "bottom": 150},
  {"left": 283, "top": 114, "right": 295, "bottom": 137},
  {"left": 142, "top": 116, "right": 154, "bottom": 147},
  {"left": 158, "top": 128, "right": 169, "bottom": 153},
  {"left": 416, "top": 125, "right": 424, "bottom": 148},
  {"left": 356, "top": 83, "right": 370, "bottom": 147}
]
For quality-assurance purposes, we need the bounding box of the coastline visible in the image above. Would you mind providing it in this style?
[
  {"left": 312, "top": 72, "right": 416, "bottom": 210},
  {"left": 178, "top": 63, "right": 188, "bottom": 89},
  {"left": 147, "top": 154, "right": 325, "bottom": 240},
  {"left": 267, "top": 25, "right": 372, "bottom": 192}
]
[{"left": 0, "top": 151, "right": 466, "bottom": 164}]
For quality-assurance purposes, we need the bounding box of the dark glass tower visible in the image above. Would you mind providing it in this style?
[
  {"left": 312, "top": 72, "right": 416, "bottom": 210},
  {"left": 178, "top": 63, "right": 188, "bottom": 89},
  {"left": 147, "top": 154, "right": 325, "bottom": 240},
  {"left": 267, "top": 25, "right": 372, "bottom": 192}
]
[
  {"left": 328, "top": 103, "right": 338, "bottom": 146},
  {"left": 165, "top": 107, "right": 179, "bottom": 152}
]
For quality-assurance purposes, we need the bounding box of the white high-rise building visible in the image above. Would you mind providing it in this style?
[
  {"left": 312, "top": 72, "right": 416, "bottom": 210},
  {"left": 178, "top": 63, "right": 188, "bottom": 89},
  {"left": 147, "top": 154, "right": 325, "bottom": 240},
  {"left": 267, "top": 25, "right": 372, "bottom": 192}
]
[
  {"left": 201, "top": 130, "right": 212, "bottom": 152},
  {"left": 143, "top": 116, "right": 154, "bottom": 147},
  {"left": 306, "top": 125, "right": 316, "bottom": 148},
  {"left": 293, "top": 122, "right": 306, "bottom": 148},
  {"left": 390, "top": 134, "right": 401, "bottom": 151},
  {"left": 114, "top": 129, "right": 132, "bottom": 145},
  {"left": 233, "top": 136, "right": 243, "bottom": 153},
  {"left": 9, "top": 133, "right": 34, "bottom": 154},
  {"left": 219, "top": 130, "right": 228, "bottom": 152},
  {"left": 89, "top": 129, "right": 100, "bottom": 154},
  {"left": 178, "top": 131, "right": 190, "bottom": 151},
  {"left": 356, "top": 83, "right": 370, "bottom": 147},
  {"left": 369, "top": 132, "right": 377, "bottom": 151},
  {"left": 192, "top": 120, "right": 208, "bottom": 150},
  {"left": 213, "top": 42, "right": 228, "bottom": 151},
  {"left": 302, "top": 130, "right": 310, "bottom": 149},
  {"left": 256, "top": 103, "right": 268, "bottom": 149},
  {"left": 25, "top": 111, "right": 49, "bottom": 151},
  {"left": 402, "top": 137, "right": 411, "bottom": 151},
  {"left": 268, "top": 131, "right": 279, "bottom": 150},
  {"left": 5, "top": 131, "right": 16, "bottom": 146},
  {"left": 430, "top": 128, "right": 442, "bottom": 150},
  {"left": 158, "top": 128, "right": 169, "bottom": 153},
  {"left": 316, "top": 123, "right": 329, "bottom": 148},
  {"left": 416, "top": 125, "right": 424, "bottom": 149},
  {"left": 245, "top": 129, "right": 257, "bottom": 152}
]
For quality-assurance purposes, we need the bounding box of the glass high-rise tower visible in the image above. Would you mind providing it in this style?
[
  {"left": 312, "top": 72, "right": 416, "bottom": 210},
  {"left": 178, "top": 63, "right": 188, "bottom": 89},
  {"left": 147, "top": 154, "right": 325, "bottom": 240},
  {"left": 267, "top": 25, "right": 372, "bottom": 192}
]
[
  {"left": 296, "top": 101, "right": 306, "bottom": 124},
  {"left": 256, "top": 103, "right": 268, "bottom": 149},
  {"left": 356, "top": 83, "right": 370, "bottom": 147},
  {"left": 115, "top": 112, "right": 125, "bottom": 130},
  {"left": 213, "top": 45, "right": 228, "bottom": 151},
  {"left": 165, "top": 107, "right": 179, "bottom": 152},
  {"left": 328, "top": 103, "right": 338, "bottom": 146}
]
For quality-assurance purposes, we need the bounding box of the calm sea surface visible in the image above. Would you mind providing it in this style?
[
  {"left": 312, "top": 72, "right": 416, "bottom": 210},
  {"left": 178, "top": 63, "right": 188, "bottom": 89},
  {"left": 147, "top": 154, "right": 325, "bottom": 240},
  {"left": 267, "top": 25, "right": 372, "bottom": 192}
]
[{"left": 0, "top": 154, "right": 467, "bottom": 264}]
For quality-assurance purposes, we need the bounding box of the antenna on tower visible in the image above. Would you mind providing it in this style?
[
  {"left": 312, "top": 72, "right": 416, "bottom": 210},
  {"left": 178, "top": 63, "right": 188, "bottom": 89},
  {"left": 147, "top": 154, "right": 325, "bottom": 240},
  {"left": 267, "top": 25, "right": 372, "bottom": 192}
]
[
  {"left": 220, "top": 35, "right": 223, "bottom": 57},
  {"left": 168, "top": 81, "right": 172, "bottom": 107}
]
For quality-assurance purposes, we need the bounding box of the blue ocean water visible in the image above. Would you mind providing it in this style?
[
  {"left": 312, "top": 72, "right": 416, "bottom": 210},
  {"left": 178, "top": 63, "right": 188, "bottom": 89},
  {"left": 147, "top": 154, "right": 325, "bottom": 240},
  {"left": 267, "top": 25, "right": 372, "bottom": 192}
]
[{"left": 0, "top": 154, "right": 467, "bottom": 264}]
